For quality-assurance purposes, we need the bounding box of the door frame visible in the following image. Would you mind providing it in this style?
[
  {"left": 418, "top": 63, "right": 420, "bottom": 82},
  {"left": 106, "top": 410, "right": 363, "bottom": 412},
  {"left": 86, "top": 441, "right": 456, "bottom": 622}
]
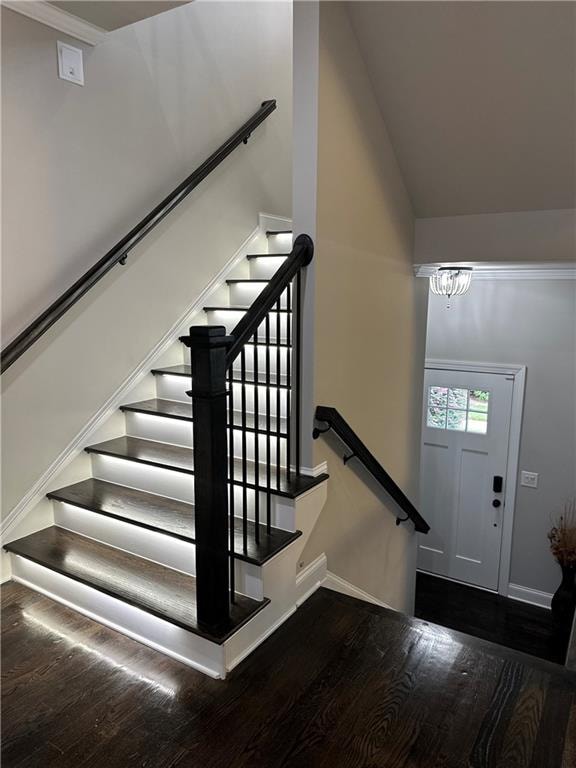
[{"left": 424, "top": 358, "right": 526, "bottom": 596}]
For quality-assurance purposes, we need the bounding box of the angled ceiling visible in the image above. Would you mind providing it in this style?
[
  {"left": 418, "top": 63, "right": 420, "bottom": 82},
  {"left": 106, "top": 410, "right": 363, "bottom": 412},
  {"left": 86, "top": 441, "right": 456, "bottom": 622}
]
[
  {"left": 49, "top": 2, "right": 190, "bottom": 32},
  {"left": 347, "top": 1, "right": 576, "bottom": 218}
]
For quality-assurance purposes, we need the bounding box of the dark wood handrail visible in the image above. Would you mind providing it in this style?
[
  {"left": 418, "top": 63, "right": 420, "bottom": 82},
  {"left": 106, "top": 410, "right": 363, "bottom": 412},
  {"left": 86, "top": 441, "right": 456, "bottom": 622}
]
[
  {"left": 225, "top": 233, "right": 313, "bottom": 366},
  {"left": 1, "top": 100, "right": 277, "bottom": 374},
  {"left": 313, "top": 405, "right": 430, "bottom": 534}
]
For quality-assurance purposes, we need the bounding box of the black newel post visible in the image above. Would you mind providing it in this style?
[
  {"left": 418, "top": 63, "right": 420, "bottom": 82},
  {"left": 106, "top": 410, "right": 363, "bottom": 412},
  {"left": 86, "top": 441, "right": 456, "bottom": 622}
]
[{"left": 183, "top": 325, "right": 231, "bottom": 630}]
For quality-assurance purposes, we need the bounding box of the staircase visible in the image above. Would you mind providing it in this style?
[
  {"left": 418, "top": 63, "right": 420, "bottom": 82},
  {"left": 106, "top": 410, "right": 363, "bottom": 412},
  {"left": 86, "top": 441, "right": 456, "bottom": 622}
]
[{"left": 4, "top": 226, "right": 329, "bottom": 679}]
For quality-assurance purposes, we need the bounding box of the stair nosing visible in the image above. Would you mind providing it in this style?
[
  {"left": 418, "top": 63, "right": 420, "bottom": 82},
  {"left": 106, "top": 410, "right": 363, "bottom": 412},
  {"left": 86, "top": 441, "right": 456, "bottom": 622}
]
[
  {"left": 5, "top": 529, "right": 270, "bottom": 643},
  {"left": 85, "top": 437, "right": 328, "bottom": 499},
  {"left": 47, "top": 481, "right": 301, "bottom": 566},
  {"left": 150, "top": 367, "right": 291, "bottom": 389},
  {"left": 246, "top": 252, "right": 290, "bottom": 259},
  {"left": 203, "top": 306, "right": 290, "bottom": 313},
  {"left": 120, "top": 400, "right": 289, "bottom": 436}
]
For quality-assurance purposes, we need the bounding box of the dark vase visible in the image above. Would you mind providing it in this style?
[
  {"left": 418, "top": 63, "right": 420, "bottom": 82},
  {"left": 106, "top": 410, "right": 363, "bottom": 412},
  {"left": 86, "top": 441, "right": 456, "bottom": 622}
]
[{"left": 551, "top": 565, "right": 576, "bottom": 623}]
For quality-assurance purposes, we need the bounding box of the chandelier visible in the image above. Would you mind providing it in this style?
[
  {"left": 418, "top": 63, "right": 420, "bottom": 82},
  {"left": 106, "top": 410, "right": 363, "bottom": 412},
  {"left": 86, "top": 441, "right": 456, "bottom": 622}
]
[{"left": 430, "top": 267, "right": 473, "bottom": 301}]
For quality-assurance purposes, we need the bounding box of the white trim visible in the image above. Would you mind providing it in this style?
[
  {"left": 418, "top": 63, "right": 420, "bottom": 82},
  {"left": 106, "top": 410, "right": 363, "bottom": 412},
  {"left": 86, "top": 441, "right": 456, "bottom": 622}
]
[
  {"left": 424, "top": 359, "right": 526, "bottom": 599},
  {"left": 507, "top": 583, "right": 552, "bottom": 610},
  {"left": 295, "top": 553, "right": 327, "bottom": 606},
  {"left": 1, "top": 226, "right": 260, "bottom": 540},
  {"left": 323, "top": 571, "right": 393, "bottom": 610},
  {"left": 300, "top": 461, "right": 328, "bottom": 478},
  {"left": 414, "top": 263, "right": 576, "bottom": 280},
  {"left": 2, "top": 1, "right": 106, "bottom": 45}
]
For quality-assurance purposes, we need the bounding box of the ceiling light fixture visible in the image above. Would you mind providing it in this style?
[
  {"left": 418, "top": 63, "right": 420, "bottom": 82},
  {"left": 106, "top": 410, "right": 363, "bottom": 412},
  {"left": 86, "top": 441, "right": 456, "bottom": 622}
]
[{"left": 430, "top": 267, "right": 473, "bottom": 306}]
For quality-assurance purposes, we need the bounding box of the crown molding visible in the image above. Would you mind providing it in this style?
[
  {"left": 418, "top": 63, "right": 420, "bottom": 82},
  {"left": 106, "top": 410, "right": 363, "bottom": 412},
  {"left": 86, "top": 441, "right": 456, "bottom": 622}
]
[
  {"left": 414, "top": 262, "right": 576, "bottom": 280},
  {"left": 3, "top": 1, "right": 106, "bottom": 45}
]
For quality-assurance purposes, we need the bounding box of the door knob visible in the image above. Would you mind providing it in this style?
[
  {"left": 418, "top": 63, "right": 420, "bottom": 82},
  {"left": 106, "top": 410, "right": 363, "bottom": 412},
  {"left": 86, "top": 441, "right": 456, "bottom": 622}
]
[{"left": 492, "top": 499, "right": 501, "bottom": 508}]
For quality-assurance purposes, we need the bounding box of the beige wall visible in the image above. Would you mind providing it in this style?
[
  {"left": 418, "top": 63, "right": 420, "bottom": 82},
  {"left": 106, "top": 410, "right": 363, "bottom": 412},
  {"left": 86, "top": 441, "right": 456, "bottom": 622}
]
[
  {"left": 1, "top": 2, "right": 292, "bottom": 518},
  {"left": 300, "top": 3, "right": 428, "bottom": 613}
]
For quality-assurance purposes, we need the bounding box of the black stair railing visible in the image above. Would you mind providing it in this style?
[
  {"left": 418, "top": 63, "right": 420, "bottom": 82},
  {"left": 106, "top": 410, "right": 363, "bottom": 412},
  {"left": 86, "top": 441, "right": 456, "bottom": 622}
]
[
  {"left": 1, "top": 100, "right": 277, "bottom": 374},
  {"left": 182, "top": 234, "right": 314, "bottom": 630},
  {"left": 313, "top": 406, "right": 430, "bottom": 534}
]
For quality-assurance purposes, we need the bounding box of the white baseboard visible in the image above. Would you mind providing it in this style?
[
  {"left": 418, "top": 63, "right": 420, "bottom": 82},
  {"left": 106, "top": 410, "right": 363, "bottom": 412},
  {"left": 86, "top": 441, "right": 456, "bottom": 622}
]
[
  {"left": 323, "top": 571, "right": 392, "bottom": 610},
  {"left": 507, "top": 583, "right": 552, "bottom": 610},
  {"left": 295, "top": 553, "right": 327, "bottom": 606},
  {"left": 300, "top": 461, "right": 328, "bottom": 478},
  {"left": 1, "top": 225, "right": 261, "bottom": 541}
]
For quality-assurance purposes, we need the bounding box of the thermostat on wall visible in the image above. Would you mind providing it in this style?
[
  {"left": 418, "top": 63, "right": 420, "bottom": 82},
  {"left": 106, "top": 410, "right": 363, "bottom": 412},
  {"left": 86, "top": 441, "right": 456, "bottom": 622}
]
[{"left": 57, "top": 41, "right": 84, "bottom": 86}]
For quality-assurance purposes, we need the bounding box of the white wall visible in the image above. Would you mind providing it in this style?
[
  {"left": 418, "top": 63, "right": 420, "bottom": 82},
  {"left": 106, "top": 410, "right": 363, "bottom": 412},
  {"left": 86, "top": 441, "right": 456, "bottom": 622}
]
[
  {"left": 2, "top": 1, "right": 292, "bottom": 345},
  {"left": 1, "top": 1, "right": 292, "bottom": 518},
  {"left": 415, "top": 209, "right": 576, "bottom": 265},
  {"left": 426, "top": 279, "right": 576, "bottom": 597}
]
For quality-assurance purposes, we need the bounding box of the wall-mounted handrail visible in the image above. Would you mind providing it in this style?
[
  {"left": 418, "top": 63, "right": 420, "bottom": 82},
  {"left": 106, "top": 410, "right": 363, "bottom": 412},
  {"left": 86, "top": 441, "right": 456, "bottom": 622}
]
[
  {"left": 313, "top": 406, "right": 430, "bottom": 534},
  {"left": 1, "top": 100, "right": 277, "bottom": 374}
]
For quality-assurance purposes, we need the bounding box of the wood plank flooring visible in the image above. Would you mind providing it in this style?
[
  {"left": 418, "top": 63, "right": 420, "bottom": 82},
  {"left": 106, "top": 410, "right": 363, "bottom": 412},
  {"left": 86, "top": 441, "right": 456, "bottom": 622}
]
[
  {"left": 2, "top": 582, "right": 575, "bottom": 767},
  {"left": 415, "top": 571, "right": 571, "bottom": 664}
]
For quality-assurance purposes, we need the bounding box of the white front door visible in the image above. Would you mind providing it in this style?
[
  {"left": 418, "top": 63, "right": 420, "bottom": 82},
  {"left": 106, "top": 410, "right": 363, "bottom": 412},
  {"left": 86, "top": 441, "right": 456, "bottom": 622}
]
[{"left": 418, "top": 367, "right": 514, "bottom": 591}]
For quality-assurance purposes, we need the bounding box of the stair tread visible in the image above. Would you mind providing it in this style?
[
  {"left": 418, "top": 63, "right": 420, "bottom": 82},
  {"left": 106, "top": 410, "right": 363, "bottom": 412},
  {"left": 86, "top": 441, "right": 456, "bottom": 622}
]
[
  {"left": 48, "top": 479, "right": 300, "bottom": 565},
  {"left": 204, "top": 306, "right": 290, "bottom": 313},
  {"left": 151, "top": 365, "right": 289, "bottom": 388},
  {"left": 4, "top": 527, "right": 268, "bottom": 643},
  {"left": 246, "top": 253, "right": 290, "bottom": 259},
  {"left": 226, "top": 279, "right": 270, "bottom": 284},
  {"left": 86, "top": 436, "right": 328, "bottom": 498},
  {"left": 121, "top": 398, "right": 288, "bottom": 436}
]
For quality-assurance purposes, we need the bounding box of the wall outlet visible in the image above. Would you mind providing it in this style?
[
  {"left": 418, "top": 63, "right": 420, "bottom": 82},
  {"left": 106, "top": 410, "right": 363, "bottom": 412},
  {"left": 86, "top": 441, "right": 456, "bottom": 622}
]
[
  {"left": 520, "top": 471, "right": 539, "bottom": 489},
  {"left": 57, "top": 41, "right": 84, "bottom": 86}
]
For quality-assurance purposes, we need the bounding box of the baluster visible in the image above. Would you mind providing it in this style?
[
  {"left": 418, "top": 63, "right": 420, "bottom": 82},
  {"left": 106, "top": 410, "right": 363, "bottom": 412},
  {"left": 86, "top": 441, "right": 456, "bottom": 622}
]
[
  {"left": 253, "top": 334, "right": 260, "bottom": 544},
  {"left": 286, "top": 282, "right": 292, "bottom": 483},
  {"left": 276, "top": 298, "right": 281, "bottom": 490},
  {"left": 240, "top": 347, "right": 248, "bottom": 553},
  {"left": 295, "top": 270, "right": 302, "bottom": 474},
  {"left": 228, "top": 366, "right": 236, "bottom": 603},
  {"left": 265, "top": 313, "right": 272, "bottom": 532}
]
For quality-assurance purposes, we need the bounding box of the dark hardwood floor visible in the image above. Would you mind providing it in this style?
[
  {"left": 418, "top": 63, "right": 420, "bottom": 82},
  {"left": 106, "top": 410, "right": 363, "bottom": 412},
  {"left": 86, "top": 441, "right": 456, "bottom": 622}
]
[
  {"left": 415, "top": 571, "right": 571, "bottom": 665},
  {"left": 2, "top": 581, "right": 575, "bottom": 767}
]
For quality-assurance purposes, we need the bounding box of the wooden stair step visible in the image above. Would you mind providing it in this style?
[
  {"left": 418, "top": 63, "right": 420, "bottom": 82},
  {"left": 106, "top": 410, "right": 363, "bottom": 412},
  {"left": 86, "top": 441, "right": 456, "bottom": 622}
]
[
  {"left": 246, "top": 252, "right": 290, "bottom": 259},
  {"left": 48, "top": 478, "right": 301, "bottom": 565},
  {"left": 85, "top": 436, "right": 328, "bottom": 498},
  {"left": 4, "top": 527, "right": 268, "bottom": 643},
  {"left": 151, "top": 365, "right": 290, "bottom": 389},
  {"left": 203, "top": 306, "right": 291, "bottom": 313},
  {"left": 120, "top": 398, "right": 288, "bottom": 436}
]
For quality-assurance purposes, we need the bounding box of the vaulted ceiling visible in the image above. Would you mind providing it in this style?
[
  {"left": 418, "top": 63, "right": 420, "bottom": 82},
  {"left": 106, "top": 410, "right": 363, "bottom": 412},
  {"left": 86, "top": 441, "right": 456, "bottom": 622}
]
[{"left": 347, "top": 1, "right": 575, "bottom": 218}]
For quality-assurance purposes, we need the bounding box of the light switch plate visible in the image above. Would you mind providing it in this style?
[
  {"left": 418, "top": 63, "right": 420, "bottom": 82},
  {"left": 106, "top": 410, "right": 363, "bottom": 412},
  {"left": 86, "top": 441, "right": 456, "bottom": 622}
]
[
  {"left": 520, "top": 471, "right": 539, "bottom": 489},
  {"left": 57, "top": 41, "right": 84, "bottom": 86}
]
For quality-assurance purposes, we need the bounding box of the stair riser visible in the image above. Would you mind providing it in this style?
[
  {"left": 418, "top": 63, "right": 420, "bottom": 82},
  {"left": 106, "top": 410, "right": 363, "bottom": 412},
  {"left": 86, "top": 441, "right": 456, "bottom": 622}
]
[
  {"left": 10, "top": 554, "right": 226, "bottom": 678},
  {"left": 155, "top": 376, "right": 290, "bottom": 415},
  {"left": 205, "top": 309, "right": 290, "bottom": 343},
  {"left": 52, "top": 502, "right": 264, "bottom": 599},
  {"left": 231, "top": 345, "right": 290, "bottom": 377},
  {"left": 229, "top": 283, "right": 288, "bottom": 308},
  {"left": 265, "top": 234, "right": 292, "bottom": 255},
  {"left": 124, "top": 412, "right": 287, "bottom": 464},
  {"left": 90, "top": 454, "right": 296, "bottom": 529}
]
